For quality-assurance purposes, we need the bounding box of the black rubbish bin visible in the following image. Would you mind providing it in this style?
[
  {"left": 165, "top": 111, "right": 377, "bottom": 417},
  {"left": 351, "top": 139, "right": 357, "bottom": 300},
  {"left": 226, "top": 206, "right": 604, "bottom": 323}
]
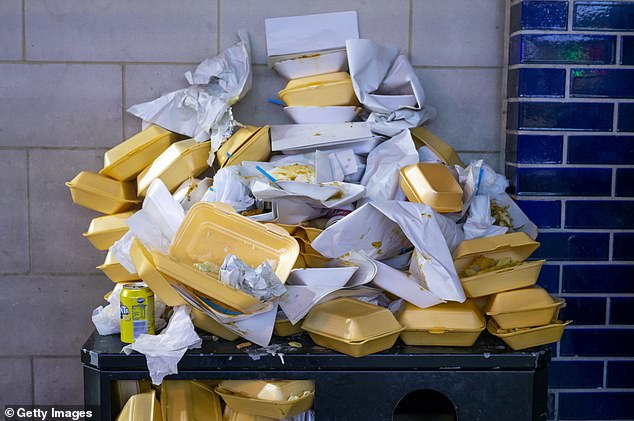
[{"left": 82, "top": 331, "right": 550, "bottom": 421}]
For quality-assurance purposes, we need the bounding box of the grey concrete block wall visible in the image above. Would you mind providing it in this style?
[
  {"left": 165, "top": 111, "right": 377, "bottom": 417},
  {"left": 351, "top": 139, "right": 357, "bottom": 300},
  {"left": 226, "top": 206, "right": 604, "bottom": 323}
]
[{"left": 0, "top": 0, "right": 505, "bottom": 410}]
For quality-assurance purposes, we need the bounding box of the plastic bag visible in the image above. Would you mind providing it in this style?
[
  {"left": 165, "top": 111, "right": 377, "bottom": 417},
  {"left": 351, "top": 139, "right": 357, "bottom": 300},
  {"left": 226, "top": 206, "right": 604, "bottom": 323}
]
[
  {"left": 463, "top": 195, "right": 508, "bottom": 240},
  {"left": 122, "top": 305, "right": 202, "bottom": 385},
  {"left": 359, "top": 129, "right": 419, "bottom": 203}
]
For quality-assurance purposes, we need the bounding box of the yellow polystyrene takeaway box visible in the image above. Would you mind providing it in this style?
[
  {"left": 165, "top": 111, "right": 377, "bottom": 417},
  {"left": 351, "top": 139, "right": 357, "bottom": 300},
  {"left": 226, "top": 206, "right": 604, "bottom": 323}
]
[
  {"left": 488, "top": 319, "right": 572, "bottom": 351},
  {"left": 273, "top": 318, "right": 303, "bottom": 337},
  {"left": 136, "top": 139, "right": 210, "bottom": 196},
  {"left": 97, "top": 250, "right": 141, "bottom": 283},
  {"left": 302, "top": 298, "right": 404, "bottom": 357},
  {"left": 278, "top": 72, "right": 359, "bottom": 107},
  {"left": 160, "top": 380, "right": 222, "bottom": 421},
  {"left": 218, "top": 380, "right": 315, "bottom": 402},
  {"left": 112, "top": 380, "right": 152, "bottom": 417},
  {"left": 453, "top": 232, "right": 545, "bottom": 298},
  {"left": 128, "top": 238, "right": 186, "bottom": 307},
  {"left": 397, "top": 300, "right": 486, "bottom": 347},
  {"left": 154, "top": 202, "right": 299, "bottom": 313},
  {"left": 410, "top": 127, "right": 464, "bottom": 167},
  {"left": 100, "top": 125, "right": 178, "bottom": 181},
  {"left": 82, "top": 211, "right": 135, "bottom": 250},
  {"left": 66, "top": 171, "right": 140, "bottom": 215},
  {"left": 485, "top": 286, "right": 565, "bottom": 329},
  {"left": 116, "top": 390, "right": 162, "bottom": 421},
  {"left": 399, "top": 163, "right": 463, "bottom": 213},
  {"left": 214, "top": 126, "right": 271, "bottom": 170},
  {"left": 191, "top": 308, "right": 240, "bottom": 341},
  {"left": 225, "top": 408, "right": 278, "bottom": 421},
  {"left": 215, "top": 385, "right": 314, "bottom": 420}
]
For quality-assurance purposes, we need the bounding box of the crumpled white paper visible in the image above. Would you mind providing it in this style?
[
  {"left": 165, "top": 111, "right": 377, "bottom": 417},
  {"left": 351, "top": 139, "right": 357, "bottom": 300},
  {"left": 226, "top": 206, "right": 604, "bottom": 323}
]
[
  {"left": 312, "top": 201, "right": 465, "bottom": 304},
  {"left": 359, "top": 129, "right": 419, "bottom": 203},
  {"left": 219, "top": 254, "right": 287, "bottom": 302},
  {"left": 456, "top": 160, "right": 509, "bottom": 215},
  {"left": 346, "top": 39, "right": 436, "bottom": 137},
  {"left": 110, "top": 179, "right": 185, "bottom": 273},
  {"left": 127, "top": 31, "right": 252, "bottom": 147},
  {"left": 463, "top": 195, "right": 508, "bottom": 240},
  {"left": 315, "top": 148, "right": 364, "bottom": 183},
  {"left": 172, "top": 177, "right": 213, "bottom": 211},
  {"left": 92, "top": 283, "right": 167, "bottom": 335},
  {"left": 201, "top": 166, "right": 254, "bottom": 212},
  {"left": 122, "top": 305, "right": 202, "bottom": 385}
]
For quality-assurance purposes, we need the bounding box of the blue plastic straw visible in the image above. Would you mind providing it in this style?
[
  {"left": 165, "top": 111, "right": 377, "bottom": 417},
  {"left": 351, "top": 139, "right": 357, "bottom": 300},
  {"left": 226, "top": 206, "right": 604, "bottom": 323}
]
[
  {"left": 255, "top": 165, "right": 283, "bottom": 189},
  {"left": 475, "top": 167, "right": 484, "bottom": 194},
  {"left": 267, "top": 98, "right": 285, "bottom": 106}
]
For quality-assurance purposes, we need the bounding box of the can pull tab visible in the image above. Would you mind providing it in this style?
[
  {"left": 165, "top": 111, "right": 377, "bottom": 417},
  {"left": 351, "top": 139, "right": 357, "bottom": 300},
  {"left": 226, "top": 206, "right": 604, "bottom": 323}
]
[{"left": 428, "top": 328, "right": 448, "bottom": 335}]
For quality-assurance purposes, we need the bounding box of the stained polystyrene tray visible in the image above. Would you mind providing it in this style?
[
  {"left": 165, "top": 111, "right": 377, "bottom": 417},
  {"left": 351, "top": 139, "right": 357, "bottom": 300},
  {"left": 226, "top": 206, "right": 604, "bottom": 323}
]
[
  {"left": 400, "top": 163, "right": 463, "bottom": 213},
  {"left": 488, "top": 319, "right": 571, "bottom": 350},
  {"left": 215, "top": 126, "right": 271, "bottom": 169},
  {"left": 398, "top": 300, "right": 485, "bottom": 347},
  {"left": 215, "top": 387, "right": 314, "bottom": 419},
  {"left": 272, "top": 49, "right": 348, "bottom": 79},
  {"left": 453, "top": 232, "right": 544, "bottom": 298},
  {"left": 305, "top": 329, "right": 402, "bottom": 358},
  {"left": 83, "top": 211, "right": 134, "bottom": 250},
  {"left": 66, "top": 171, "right": 140, "bottom": 214},
  {"left": 97, "top": 250, "right": 140, "bottom": 283},
  {"left": 273, "top": 318, "right": 304, "bottom": 336},
  {"left": 112, "top": 380, "right": 152, "bottom": 416},
  {"left": 485, "top": 286, "right": 565, "bottom": 329},
  {"left": 170, "top": 202, "right": 299, "bottom": 284},
  {"left": 191, "top": 308, "right": 240, "bottom": 341},
  {"left": 136, "top": 140, "right": 210, "bottom": 196},
  {"left": 160, "top": 380, "right": 222, "bottom": 421},
  {"left": 101, "top": 125, "right": 178, "bottom": 181},
  {"left": 129, "top": 238, "right": 185, "bottom": 307}
]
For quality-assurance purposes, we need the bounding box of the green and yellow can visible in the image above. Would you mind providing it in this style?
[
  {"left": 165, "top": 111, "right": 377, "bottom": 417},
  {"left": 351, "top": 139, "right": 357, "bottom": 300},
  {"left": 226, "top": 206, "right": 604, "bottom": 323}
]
[{"left": 120, "top": 283, "right": 155, "bottom": 343}]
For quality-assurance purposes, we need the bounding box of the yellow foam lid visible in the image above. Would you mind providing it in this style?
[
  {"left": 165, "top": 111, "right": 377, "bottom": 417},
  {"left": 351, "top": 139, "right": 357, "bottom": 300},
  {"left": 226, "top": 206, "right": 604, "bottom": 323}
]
[
  {"left": 83, "top": 211, "right": 135, "bottom": 236},
  {"left": 284, "top": 71, "right": 350, "bottom": 90},
  {"left": 302, "top": 297, "right": 403, "bottom": 342},
  {"left": 218, "top": 380, "right": 315, "bottom": 402},
  {"left": 397, "top": 300, "right": 485, "bottom": 332},
  {"left": 400, "top": 163, "right": 463, "bottom": 212},
  {"left": 485, "top": 286, "right": 558, "bottom": 315},
  {"left": 66, "top": 171, "right": 139, "bottom": 202},
  {"left": 160, "top": 380, "right": 222, "bottom": 421},
  {"left": 116, "top": 390, "right": 162, "bottom": 421},
  {"left": 410, "top": 127, "right": 464, "bottom": 167}
]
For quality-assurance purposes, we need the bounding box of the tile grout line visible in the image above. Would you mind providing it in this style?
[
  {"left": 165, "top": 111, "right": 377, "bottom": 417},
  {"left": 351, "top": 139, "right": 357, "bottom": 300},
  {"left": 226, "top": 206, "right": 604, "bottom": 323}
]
[
  {"left": 21, "top": 0, "right": 26, "bottom": 61},
  {"left": 606, "top": 297, "right": 611, "bottom": 325},
  {"left": 500, "top": 0, "right": 512, "bottom": 172},
  {"left": 613, "top": 102, "right": 619, "bottom": 133},
  {"left": 603, "top": 360, "right": 608, "bottom": 389},
  {"left": 121, "top": 64, "right": 126, "bottom": 140},
  {"left": 611, "top": 168, "right": 617, "bottom": 197},
  {"left": 609, "top": 232, "right": 614, "bottom": 262},
  {"left": 567, "top": 0, "right": 574, "bottom": 33},
  {"left": 408, "top": 0, "right": 413, "bottom": 61},
  {"left": 26, "top": 149, "right": 32, "bottom": 274},
  {"left": 216, "top": 0, "right": 221, "bottom": 54},
  {"left": 560, "top": 200, "right": 566, "bottom": 231}
]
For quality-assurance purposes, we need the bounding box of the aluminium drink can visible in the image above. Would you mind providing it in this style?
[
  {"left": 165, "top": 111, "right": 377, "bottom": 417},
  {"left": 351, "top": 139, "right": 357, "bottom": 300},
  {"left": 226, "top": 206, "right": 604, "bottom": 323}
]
[{"left": 120, "top": 283, "right": 155, "bottom": 343}]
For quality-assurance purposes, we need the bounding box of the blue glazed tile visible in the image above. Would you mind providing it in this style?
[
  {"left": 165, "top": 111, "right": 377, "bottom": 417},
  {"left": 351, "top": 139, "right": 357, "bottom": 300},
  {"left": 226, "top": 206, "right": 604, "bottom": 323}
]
[
  {"left": 616, "top": 169, "right": 634, "bottom": 197},
  {"left": 565, "top": 201, "right": 634, "bottom": 229},
  {"left": 558, "top": 296, "right": 606, "bottom": 325},
  {"left": 563, "top": 265, "right": 634, "bottom": 293},
  {"left": 571, "top": 69, "right": 634, "bottom": 98},
  {"left": 512, "top": 168, "right": 612, "bottom": 196},
  {"left": 623, "top": 36, "right": 634, "bottom": 65},
  {"left": 574, "top": 2, "right": 634, "bottom": 31},
  {"left": 559, "top": 392, "right": 634, "bottom": 419},
  {"left": 618, "top": 103, "right": 634, "bottom": 132},
  {"left": 536, "top": 264, "right": 560, "bottom": 293},
  {"left": 507, "top": 134, "right": 563, "bottom": 164},
  {"left": 533, "top": 233, "right": 609, "bottom": 260},
  {"left": 568, "top": 136, "right": 634, "bottom": 165},
  {"left": 611, "top": 297, "right": 634, "bottom": 325},
  {"left": 560, "top": 328, "right": 634, "bottom": 357},
  {"left": 508, "top": 102, "right": 613, "bottom": 131},
  {"left": 549, "top": 360, "right": 604, "bottom": 389},
  {"left": 509, "top": 34, "right": 616, "bottom": 65},
  {"left": 607, "top": 361, "right": 634, "bottom": 388},
  {"left": 523, "top": 1, "right": 569, "bottom": 30},
  {"left": 613, "top": 234, "right": 634, "bottom": 260},
  {"left": 508, "top": 68, "right": 565, "bottom": 98},
  {"left": 515, "top": 200, "right": 561, "bottom": 228}
]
